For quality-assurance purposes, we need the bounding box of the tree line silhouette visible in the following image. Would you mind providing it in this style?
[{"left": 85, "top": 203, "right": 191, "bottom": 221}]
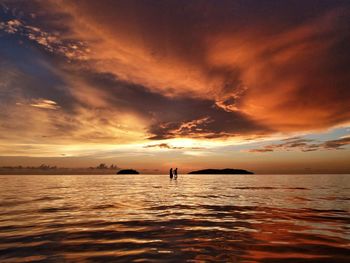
[{"left": 0, "top": 163, "right": 120, "bottom": 170}]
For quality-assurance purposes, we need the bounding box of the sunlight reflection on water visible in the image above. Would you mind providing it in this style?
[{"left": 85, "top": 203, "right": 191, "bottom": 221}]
[{"left": 0, "top": 174, "right": 349, "bottom": 262}]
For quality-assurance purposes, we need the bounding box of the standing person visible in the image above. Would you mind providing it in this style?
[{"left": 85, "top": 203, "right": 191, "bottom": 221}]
[
  {"left": 174, "top": 168, "right": 178, "bottom": 179},
  {"left": 169, "top": 168, "right": 173, "bottom": 179}
]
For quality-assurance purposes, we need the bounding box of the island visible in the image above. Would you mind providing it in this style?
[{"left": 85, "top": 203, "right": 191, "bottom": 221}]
[
  {"left": 117, "top": 169, "right": 140, "bottom": 174},
  {"left": 188, "top": 168, "right": 253, "bottom": 174}
]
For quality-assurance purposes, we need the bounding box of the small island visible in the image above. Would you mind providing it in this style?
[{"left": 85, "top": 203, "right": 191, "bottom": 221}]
[
  {"left": 116, "top": 169, "right": 140, "bottom": 174},
  {"left": 188, "top": 168, "right": 253, "bottom": 174}
]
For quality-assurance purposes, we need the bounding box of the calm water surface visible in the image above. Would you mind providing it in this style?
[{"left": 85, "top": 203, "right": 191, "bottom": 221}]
[{"left": 0, "top": 174, "right": 349, "bottom": 262}]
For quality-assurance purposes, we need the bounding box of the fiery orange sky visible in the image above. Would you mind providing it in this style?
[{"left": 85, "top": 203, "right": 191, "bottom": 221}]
[{"left": 0, "top": 0, "right": 350, "bottom": 173}]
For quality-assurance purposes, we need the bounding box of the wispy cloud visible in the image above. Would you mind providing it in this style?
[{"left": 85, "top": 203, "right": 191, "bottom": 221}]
[
  {"left": 323, "top": 136, "right": 350, "bottom": 150},
  {"left": 144, "top": 143, "right": 184, "bottom": 150},
  {"left": 248, "top": 136, "right": 350, "bottom": 153},
  {"left": 0, "top": 19, "right": 89, "bottom": 60},
  {"left": 29, "top": 99, "right": 60, "bottom": 110}
]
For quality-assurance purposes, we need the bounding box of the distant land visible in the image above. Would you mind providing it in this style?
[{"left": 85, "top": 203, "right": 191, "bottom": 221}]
[
  {"left": 0, "top": 164, "right": 120, "bottom": 175},
  {"left": 117, "top": 169, "right": 140, "bottom": 174},
  {"left": 188, "top": 168, "right": 254, "bottom": 174}
]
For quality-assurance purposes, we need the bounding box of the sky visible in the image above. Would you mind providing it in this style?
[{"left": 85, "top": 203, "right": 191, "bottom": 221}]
[{"left": 0, "top": 0, "right": 350, "bottom": 174}]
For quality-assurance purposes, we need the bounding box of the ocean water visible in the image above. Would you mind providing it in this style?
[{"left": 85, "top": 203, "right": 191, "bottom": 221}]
[{"left": 0, "top": 174, "right": 349, "bottom": 262}]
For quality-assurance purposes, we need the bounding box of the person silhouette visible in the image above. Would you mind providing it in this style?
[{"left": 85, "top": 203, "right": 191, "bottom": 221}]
[
  {"left": 169, "top": 168, "right": 173, "bottom": 179},
  {"left": 174, "top": 168, "right": 178, "bottom": 179}
]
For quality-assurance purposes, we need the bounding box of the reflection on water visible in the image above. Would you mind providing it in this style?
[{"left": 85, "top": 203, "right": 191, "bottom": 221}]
[{"left": 0, "top": 174, "right": 349, "bottom": 262}]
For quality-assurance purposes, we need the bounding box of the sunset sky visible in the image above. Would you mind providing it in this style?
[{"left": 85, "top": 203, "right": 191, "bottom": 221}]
[{"left": 0, "top": 0, "right": 349, "bottom": 173}]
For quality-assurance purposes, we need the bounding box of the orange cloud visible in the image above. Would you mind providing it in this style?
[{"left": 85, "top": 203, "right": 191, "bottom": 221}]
[
  {"left": 1, "top": 0, "right": 350, "bottom": 151},
  {"left": 207, "top": 8, "right": 350, "bottom": 131},
  {"left": 46, "top": 1, "right": 350, "bottom": 137}
]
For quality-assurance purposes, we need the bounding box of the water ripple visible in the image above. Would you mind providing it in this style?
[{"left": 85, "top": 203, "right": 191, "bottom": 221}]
[{"left": 0, "top": 174, "right": 349, "bottom": 262}]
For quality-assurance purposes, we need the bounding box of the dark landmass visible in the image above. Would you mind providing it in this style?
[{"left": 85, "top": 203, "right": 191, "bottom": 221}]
[
  {"left": 117, "top": 169, "right": 140, "bottom": 174},
  {"left": 0, "top": 168, "right": 118, "bottom": 175},
  {"left": 188, "top": 168, "right": 254, "bottom": 174},
  {"left": 0, "top": 164, "right": 120, "bottom": 175}
]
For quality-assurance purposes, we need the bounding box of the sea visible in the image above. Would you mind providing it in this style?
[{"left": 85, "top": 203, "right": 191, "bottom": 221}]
[{"left": 0, "top": 174, "right": 349, "bottom": 262}]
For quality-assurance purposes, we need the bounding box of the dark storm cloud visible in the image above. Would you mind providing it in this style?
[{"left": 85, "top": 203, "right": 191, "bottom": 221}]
[{"left": 74, "top": 70, "right": 271, "bottom": 139}]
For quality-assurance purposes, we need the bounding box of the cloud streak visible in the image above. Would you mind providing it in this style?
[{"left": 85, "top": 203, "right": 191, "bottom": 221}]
[
  {"left": 248, "top": 136, "right": 350, "bottom": 153},
  {"left": 29, "top": 99, "right": 60, "bottom": 110},
  {"left": 144, "top": 143, "right": 184, "bottom": 150}
]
